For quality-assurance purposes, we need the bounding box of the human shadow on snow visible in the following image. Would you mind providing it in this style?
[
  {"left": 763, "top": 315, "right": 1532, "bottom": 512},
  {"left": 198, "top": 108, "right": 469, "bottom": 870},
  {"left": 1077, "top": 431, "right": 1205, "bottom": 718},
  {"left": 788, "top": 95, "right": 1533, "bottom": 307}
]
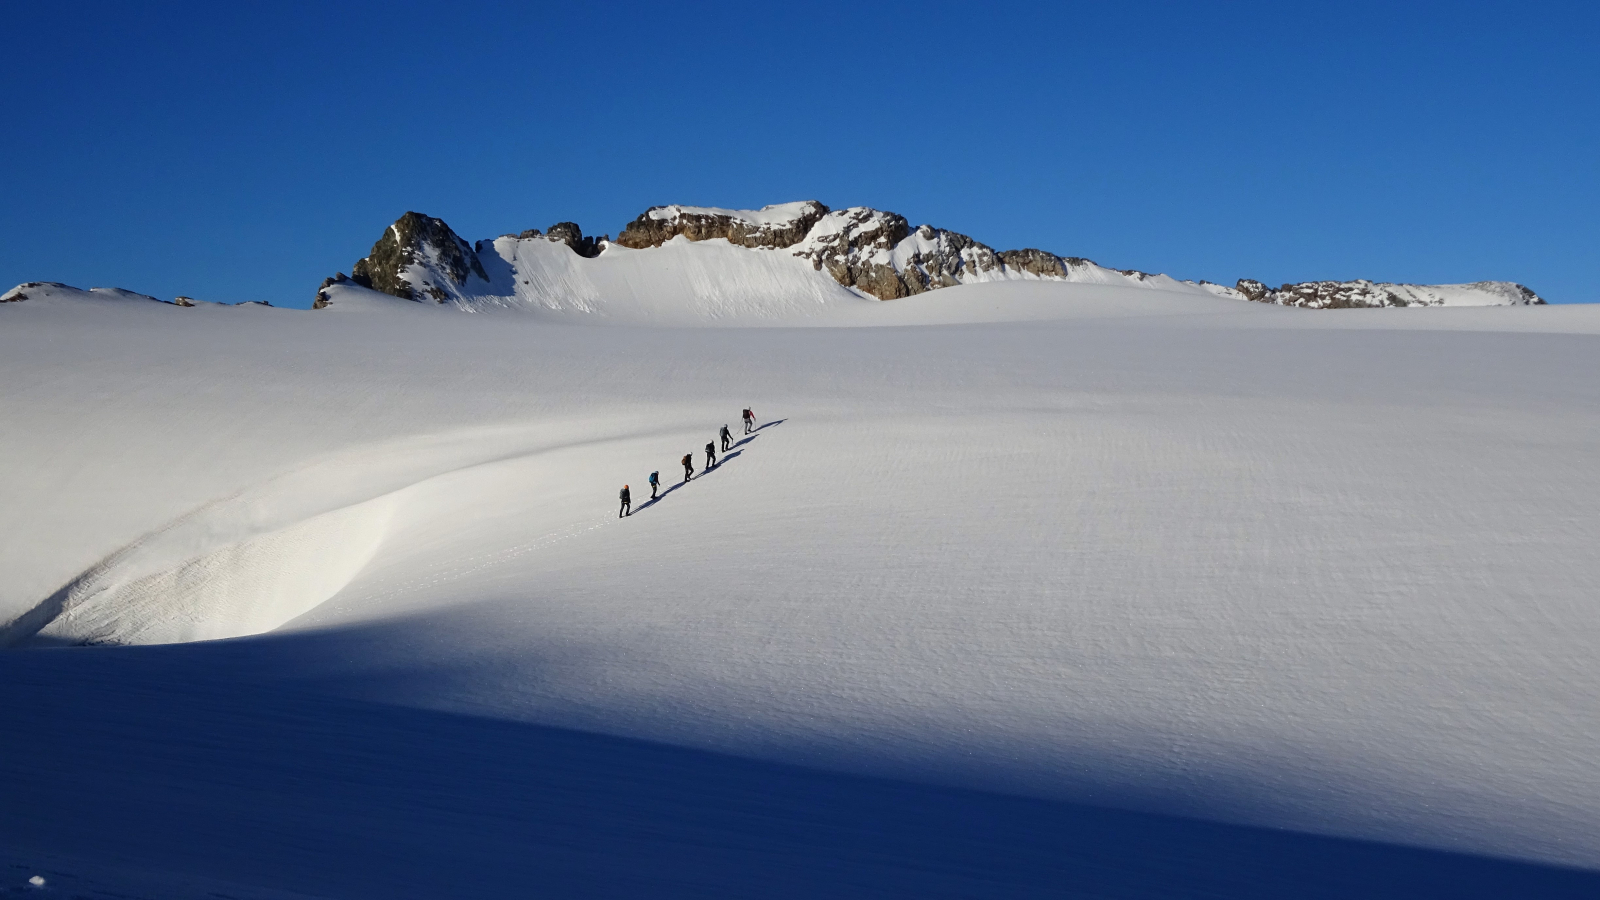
[
  {"left": 3, "top": 638, "right": 1598, "bottom": 900},
  {"left": 633, "top": 448, "right": 748, "bottom": 514}
]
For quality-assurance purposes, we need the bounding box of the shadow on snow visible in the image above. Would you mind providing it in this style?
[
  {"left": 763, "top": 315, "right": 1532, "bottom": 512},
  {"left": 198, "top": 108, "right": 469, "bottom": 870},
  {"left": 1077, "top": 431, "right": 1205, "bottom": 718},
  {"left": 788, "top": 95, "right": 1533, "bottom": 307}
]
[
  {"left": 2, "top": 639, "right": 1597, "bottom": 900},
  {"left": 633, "top": 440, "right": 757, "bottom": 514}
]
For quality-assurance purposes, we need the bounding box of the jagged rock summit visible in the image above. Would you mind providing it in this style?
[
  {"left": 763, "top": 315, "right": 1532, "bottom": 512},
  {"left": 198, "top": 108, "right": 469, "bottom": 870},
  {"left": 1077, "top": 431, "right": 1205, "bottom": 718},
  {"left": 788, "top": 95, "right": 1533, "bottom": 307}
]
[
  {"left": 346, "top": 211, "right": 488, "bottom": 303},
  {"left": 319, "top": 201, "right": 1545, "bottom": 314},
  {"left": 319, "top": 212, "right": 610, "bottom": 309}
]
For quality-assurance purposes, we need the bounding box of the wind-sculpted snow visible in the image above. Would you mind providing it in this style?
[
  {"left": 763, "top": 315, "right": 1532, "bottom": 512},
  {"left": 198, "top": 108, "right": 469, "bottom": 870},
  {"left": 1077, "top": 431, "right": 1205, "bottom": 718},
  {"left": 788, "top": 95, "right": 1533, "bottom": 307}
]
[
  {"left": 18, "top": 496, "right": 396, "bottom": 646},
  {"left": 1, "top": 425, "right": 667, "bottom": 646}
]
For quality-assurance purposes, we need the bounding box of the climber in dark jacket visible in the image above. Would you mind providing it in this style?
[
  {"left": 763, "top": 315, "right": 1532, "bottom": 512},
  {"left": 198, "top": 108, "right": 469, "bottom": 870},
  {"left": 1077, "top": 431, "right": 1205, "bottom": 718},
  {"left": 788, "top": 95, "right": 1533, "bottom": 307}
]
[
  {"left": 619, "top": 484, "right": 631, "bottom": 518},
  {"left": 743, "top": 407, "right": 755, "bottom": 434},
  {"left": 648, "top": 470, "right": 660, "bottom": 500},
  {"left": 682, "top": 453, "right": 694, "bottom": 482},
  {"left": 705, "top": 441, "right": 717, "bottom": 469},
  {"left": 720, "top": 424, "right": 732, "bottom": 451}
]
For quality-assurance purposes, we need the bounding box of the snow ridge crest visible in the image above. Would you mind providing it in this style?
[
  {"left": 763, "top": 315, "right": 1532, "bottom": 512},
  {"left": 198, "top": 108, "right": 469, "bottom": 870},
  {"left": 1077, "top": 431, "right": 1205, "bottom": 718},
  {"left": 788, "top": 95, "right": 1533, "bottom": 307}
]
[{"left": 323, "top": 202, "right": 1546, "bottom": 312}]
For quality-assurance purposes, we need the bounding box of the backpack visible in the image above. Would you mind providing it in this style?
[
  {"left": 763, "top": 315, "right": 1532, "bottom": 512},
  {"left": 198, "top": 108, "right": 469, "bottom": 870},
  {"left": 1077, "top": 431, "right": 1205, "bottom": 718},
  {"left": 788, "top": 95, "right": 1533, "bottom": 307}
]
[
  {"left": 682, "top": 454, "right": 691, "bottom": 466},
  {"left": 649, "top": 471, "right": 659, "bottom": 484},
  {"left": 619, "top": 487, "right": 628, "bottom": 500}
]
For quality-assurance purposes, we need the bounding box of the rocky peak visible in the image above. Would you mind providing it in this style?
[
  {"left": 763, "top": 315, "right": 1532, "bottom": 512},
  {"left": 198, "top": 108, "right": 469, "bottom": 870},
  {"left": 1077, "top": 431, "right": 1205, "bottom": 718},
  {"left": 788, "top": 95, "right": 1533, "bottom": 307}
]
[
  {"left": 790, "top": 212, "right": 1097, "bottom": 300},
  {"left": 893, "top": 225, "right": 1006, "bottom": 294},
  {"left": 996, "top": 249, "right": 1072, "bottom": 279},
  {"left": 616, "top": 201, "right": 830, "bottom": 250},
  {"left": 349, "top": 211, "right": 488, "bottom": 304},
  {"left": 791, "top": 207, "right": 914, "bottom": 299}
]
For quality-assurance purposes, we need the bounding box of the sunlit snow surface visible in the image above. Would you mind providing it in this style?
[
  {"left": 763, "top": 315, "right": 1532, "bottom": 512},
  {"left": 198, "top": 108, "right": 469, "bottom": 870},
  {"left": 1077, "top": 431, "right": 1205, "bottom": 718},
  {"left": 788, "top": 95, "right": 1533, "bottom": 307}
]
[{"left": 4, "top": 280, "right": 1600, "bottom": 898}]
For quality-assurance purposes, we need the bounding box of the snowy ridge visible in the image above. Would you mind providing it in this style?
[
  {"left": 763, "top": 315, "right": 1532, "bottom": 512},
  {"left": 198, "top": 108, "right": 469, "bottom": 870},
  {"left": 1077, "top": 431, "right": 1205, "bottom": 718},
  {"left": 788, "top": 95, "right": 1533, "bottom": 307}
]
[
  {"left": 1237, "top": 278, "right": 1543, "bottom": 308},
  {"left": 0, "top": 281, "right": 259, "bottom": 308},
  {"left": 319, "top": 202, "right": 1240, "bottom": 317},
  {"left": 644, "top": 200, "right": 825, "bottom": 227},
  {"left": 311, "top": 201, "right": 1545, "bottom": 318},
  {"left": 2, "top": 204, "right": 1549, "bottom": 318}
]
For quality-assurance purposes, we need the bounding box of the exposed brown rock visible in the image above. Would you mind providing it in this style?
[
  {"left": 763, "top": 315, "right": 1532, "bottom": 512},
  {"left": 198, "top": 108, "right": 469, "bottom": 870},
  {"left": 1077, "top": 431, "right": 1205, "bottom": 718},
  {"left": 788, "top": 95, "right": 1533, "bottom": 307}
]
[
  {"left": 792, "top": 208, "right": 912, "bottom": 300},
  {"left": 997, "top": 248, "right": 1069, "bottom": 278},
  {"left": 617, "top": 201, "right": 829, "bottom": 250},
  {"left": 1235, "top": 279, "right": 1271, "bottom": 303},
  {"left": 898, "top": 225, "right": 1002, "bottom": 293}
]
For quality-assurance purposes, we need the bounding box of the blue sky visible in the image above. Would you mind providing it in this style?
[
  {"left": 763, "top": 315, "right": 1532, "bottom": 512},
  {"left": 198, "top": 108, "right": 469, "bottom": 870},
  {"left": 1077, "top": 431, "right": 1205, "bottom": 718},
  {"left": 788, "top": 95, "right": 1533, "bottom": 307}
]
[{"left": 2, "top": 0, "right": 1595, "bottom": 307}]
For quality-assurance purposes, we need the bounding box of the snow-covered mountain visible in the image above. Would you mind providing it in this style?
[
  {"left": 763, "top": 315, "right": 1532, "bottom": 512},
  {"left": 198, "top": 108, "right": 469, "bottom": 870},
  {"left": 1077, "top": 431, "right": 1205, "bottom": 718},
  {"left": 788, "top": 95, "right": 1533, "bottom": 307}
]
[
  {"left": 1, "top": 203, "right": 1548, "bottom": 316},
  {"left": 314, "top": 202, "right": 1546, "bottom": 314}
]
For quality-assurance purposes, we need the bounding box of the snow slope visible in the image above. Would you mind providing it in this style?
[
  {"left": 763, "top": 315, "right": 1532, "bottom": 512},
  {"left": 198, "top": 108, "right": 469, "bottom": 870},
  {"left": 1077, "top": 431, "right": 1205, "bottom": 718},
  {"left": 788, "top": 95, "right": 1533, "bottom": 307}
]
[
  {"left": 3, "top": 280, "right": 1600, "bottom": 897},
  {"left": 470, "top": 234, "right": 870, "bottom": 321},
  {"left": 349, "top": 229, "right": 1235, "bottom": 321}
]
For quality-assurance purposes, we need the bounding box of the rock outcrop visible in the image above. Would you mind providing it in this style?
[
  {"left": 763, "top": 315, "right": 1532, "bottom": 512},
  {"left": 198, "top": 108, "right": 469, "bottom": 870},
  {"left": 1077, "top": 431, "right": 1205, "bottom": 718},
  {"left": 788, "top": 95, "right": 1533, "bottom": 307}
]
[
  {"left": 997, "top": 249, "right": 1073, "bottom": 279},
  {"left": 1235, "top": 279, "right": 1545, "bottom": 308},
  {"left": 0, "top": 282, "right": 36, "bottom": 302},
  {"left": 313, "top": 273, "right": 350, "bottom": 310},
  {"left": 791, "top": 207, "right": 914, "bottom": 299},
  {"left": 892, "top": 225, "right": 1004, "bottom": 294},
  {"left": 617, "top": 201, "right": 829, "bottom": 250},
  {"left": 349, "top": 212, "right": 489, "bottom": 304},
  {"left": 545, "top": 222, "right": 604, "bottom": 258}
]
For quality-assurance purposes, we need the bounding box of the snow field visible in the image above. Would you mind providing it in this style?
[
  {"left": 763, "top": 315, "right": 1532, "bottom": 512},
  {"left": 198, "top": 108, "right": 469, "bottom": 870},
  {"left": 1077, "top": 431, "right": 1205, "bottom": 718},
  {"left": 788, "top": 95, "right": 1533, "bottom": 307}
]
[{"left": 4, "top": 280, "right": 1600, "bottom": 895}]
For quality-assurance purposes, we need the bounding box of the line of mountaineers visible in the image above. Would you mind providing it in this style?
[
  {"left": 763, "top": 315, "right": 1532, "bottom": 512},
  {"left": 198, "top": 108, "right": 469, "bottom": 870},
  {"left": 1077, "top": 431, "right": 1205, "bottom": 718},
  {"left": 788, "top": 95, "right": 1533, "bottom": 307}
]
[{"left": 619, "top": 407, "right": 755, "bottom": 517}]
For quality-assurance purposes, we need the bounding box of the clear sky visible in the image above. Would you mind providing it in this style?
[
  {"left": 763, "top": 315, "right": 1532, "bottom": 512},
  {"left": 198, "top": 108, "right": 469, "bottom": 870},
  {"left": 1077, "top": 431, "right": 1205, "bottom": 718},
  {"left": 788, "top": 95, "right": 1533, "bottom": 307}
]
[{"left": 2, "top": 0, "right": 1595, "bottom": 307}]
